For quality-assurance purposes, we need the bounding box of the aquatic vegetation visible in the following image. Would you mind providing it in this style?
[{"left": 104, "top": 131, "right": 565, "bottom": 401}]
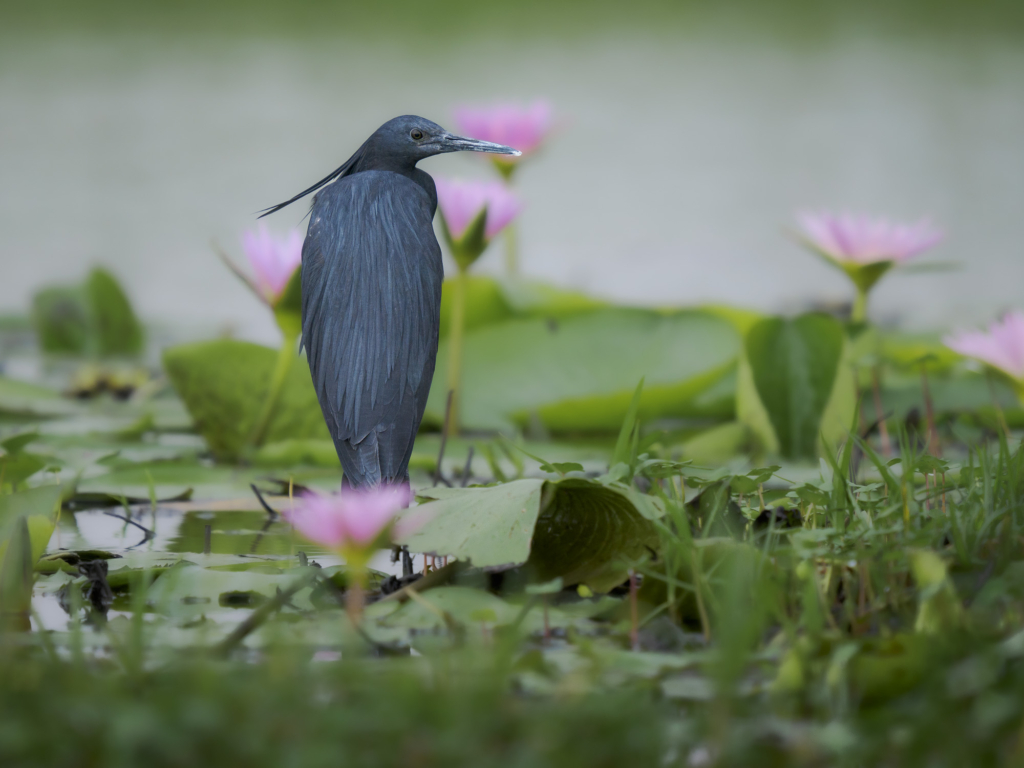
[
  {"left": 435, "top": 177, "right": 522, "bottom": 271},
  {"left": 31, "top": 267, "right": 144, "bottom": 357},
  {"left": 7, "top": 85, "right": 1024, "bottom": 768},
  {"left": 285, "top": 485, "right": 411, "bottom": 620},
  {"left": 453, "top": 100, "right": 553, "bottom": 178},
  {"left": 796, "top": 210, "right": 943, "bottom": 322},
  {"left": 241, "top": 223, "right": 304, "bottom": 305},
  {"left": 945, "top": 310, "right": 1024, "bottom": 401},
  {"left": 435, "top": 177, "right": 522, "bottom": 434}
]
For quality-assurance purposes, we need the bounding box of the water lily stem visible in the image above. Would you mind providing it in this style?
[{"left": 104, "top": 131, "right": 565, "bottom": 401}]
[
  {"left": 249, "top": 331, "right": 298, "bottom": 449},
  {"left": 347, "top": 569, "right": 366, "bottom": 626},
  {"left": 629, "top": 569, "right": 639, "bottom": 651},
  {"left": 504, "top": 223, "right": 519, "bottom": 277},
  {"left": 446, "top": 267, "right": 468, "bottom": 436},
  {"left": 852, "top": 288, "right": 869, "bottom": 324}
]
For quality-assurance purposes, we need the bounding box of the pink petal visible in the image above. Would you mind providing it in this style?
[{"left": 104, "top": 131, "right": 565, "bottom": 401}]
[
  {"left": 453, "top": 100, "right": 553, "bottom": 159},
  {"left": 338, "top": 485, "right": 411, "bottom": 545},
  {"left": 796, "top": 210, "right": 943, "bottom": 265},
  {"left": 241, "top": 223, "right": 303, "bottom": 301},
  {"left": 944, "top": 311, "right": 1024, "bottom": 381},
  {"left": 282, "top": 485, "right": 410, "bottom": 550},
  {"left": 435, "top": 178, "right": 522, "bottom": 242}
]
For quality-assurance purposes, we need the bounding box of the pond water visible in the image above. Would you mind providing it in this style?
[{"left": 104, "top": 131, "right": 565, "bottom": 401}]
[
  {"left": 1, "top": 26, "right": 1022, "bottom": 344},
  {"left": 32, "top": 504, "right": 414, "bottom": 633}
]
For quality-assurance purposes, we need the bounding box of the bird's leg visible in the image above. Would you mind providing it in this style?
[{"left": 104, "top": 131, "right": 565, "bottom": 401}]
[{"left": 400, "top": 546, "right": 414, "bottom": 578}]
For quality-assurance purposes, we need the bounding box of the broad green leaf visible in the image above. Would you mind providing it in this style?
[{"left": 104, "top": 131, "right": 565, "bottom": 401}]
[
  {"left": 0, "top": 517, "right": 33, "bottom": 631},
  {"left": 31, "top": 268, "right": 144, "bottom": 357},
  {"left": 403, "top": 477, "right": 660, "bottom": 592},
  {"left": 739, "top": 314, "right": 852, "bottom": 460},
  {"left": 675, "top": 422, "right": 750, "bottom": 464},
  {"left": 31, "top": 286, "right": 92, "bottom": 354},
  {"left": 0, "top": 452, "right": 46, "bottom": 490},
  {"left": 498, "top": 280, "right": 609, "bottom": 320},
  {"left": 254, "top": 439, "right": 340, "bottom": 468},
  {"left": 0, "top": 376, "right": 80, "bottom": 418},
  {"left": 85, "top": 267, "right": 145, "bottom": 356},
  {"left": 438, "top": 277, "right": 610, "bottom": 340},
  {"left": 77, "top": 458, "right": 339, "bottom": 500},
  {"left": 405, "top": 479, "right": 545, "bottom": 569},
  {"left": 879, "top": 331, "right": 961, "bottom": 373},
  {"left": 163, "top": 340, "right": 329, "bottom": 461},
  {"left": 526, "top": 479, "right": 660, "bottom": 591},
  {"left": 426, "top": 309, "right": 740, "bottom": 432},
  {"left": 0, "top": 485, "right": 62, "bottom": 566}
]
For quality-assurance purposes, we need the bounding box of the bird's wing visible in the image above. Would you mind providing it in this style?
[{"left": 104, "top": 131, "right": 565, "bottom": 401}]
[{"left": 300, "top": 171, "right": 443, "bottom": 483}]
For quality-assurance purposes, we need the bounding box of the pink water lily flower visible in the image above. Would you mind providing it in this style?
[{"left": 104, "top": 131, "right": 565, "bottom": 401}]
[
  {"left": 241, "top": 223, "right": 303, "bottom": 303},
  {"left": 435, "top": 178, "right": 522, "bottom": 242},
  {"left": 453, "top": 101, "right": 553, "bottom": 161},
  {"left": 283, "top": 484, "right": 412, "bottom": 551},
  {"left": 945, "top": 311, "right": 1024, "bottom": 383},
  {"left": 797, "top": 211, "right": 943, "bottom": 265}
]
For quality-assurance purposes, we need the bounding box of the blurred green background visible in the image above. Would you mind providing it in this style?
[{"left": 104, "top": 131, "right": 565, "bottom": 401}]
[{"left": 1, "top": 0, "right": 1022, "bottom": 345}]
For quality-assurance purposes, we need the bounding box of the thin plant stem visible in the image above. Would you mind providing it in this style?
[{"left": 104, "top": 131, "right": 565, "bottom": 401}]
[
  {"left": 987, "top": 371, "right": 1012, "bottom": 441},
  {"left": 503, "top": 223, "right": 519, "bottom": 277},
  {"left": 629, "top": 569, "right": 639, "bottom": 651},
  {"left": 920, "top": 363, "right": 940, "bottom": 457},
  {"left": 445, "top": 267, "right": 468, "bottom": 436},
  {"left": 851, "top": 287, "right": 869, "bottom": 324},
  {"left": 249, "top": 331, "right": 298, "bottom": 449},
  {"left": 347, "top": 567, "right": 366, "bottom": 626},
  {"left": 872, "top": 366, "right": 892, "bottom": 457}
]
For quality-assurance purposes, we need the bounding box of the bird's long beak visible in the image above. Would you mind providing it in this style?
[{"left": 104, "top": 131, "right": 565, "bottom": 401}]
[{"left": 439, "top": 132, "right": 521, "bottom": 156}]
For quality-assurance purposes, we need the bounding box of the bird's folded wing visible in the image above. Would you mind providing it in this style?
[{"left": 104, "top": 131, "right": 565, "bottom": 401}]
[{"left": 300, "top": 171, "right": 443, "bottom": 447}]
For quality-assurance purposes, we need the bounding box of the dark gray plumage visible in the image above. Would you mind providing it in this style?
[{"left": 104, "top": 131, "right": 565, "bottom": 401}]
[{"left": 261, "top": 115, "right": 519, "bottom": 487}]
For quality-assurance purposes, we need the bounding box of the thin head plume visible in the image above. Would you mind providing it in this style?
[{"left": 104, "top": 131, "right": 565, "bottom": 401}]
[{"left": 258, "top": 146, "right": 364, "bottom": 218}]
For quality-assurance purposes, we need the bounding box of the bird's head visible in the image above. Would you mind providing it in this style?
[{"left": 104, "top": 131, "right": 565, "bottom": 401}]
[
  {"left": 259, "top": 115, "right": 520, "bottom": 218},
  {"left": 370, "top": 115, "right": 522, "bottom": 165}
]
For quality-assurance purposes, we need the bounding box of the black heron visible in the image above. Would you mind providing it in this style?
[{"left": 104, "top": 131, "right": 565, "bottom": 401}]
[{"left": 261, "top": 115, "right": 519, "bottom": 488}]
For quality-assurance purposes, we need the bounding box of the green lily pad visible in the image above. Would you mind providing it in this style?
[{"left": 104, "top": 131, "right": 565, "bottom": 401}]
[
  {"left": 738, "top": 313, "right": 856, "bottom": 460},
  {"left": 31, "top": 267, "right": 143, "bottom": 357},
  {"left": 426, "top": 308, "right": 739, "bottom": 432},
  {"left": 0, "top": 376, "right": 80, "bottom": 418},
  {"left": 402, "top": 476, "right": 661, "bottom": 592},
  {"left": 163, "top": 340, "right": 329, "bottom": 462},
  {"left": 0, "top": 485, "right": 62, "bottom": 565}
]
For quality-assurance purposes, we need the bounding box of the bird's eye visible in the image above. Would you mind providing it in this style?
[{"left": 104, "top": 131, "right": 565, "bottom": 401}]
[{"left": 410, "top": 129, "right": 424, "bottom": 141}]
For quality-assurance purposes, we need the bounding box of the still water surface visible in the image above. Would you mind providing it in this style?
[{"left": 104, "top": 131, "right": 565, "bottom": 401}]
[{"left": 1, "top": 31, "right": 1022, "bottom": 342}]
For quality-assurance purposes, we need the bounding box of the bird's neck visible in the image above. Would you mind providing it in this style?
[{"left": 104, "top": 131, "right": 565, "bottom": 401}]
[{"left": 351, "top": 151, "right": 436, "bottom": 214}]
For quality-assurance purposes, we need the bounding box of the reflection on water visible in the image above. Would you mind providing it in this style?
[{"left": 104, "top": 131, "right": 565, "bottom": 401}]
[
  {"left": 1, "top": 31, "right": 1022, "bottom": 342},
  {"left": 33, "top": 505, "right": 411, "bottom": 632}
]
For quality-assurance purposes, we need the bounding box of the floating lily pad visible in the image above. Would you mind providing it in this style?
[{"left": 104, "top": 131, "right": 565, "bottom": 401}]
[
  {"left": 738, "top": 313, "right": 856, "bottom": 460},
  {"left": 0, "top": 485, "right": 62, "bottom": 565},
  {"left": 426, "top": 309, "right": 739, "bottom": 432},
  {"left": 31, "top": 267, "right": 143, "bottom": 357},
  {"left": 163, "top": 340, "right": 329, "bottom": 461},
  {"left": 402, "top": 476, "right": 661, "bottom": 592}
]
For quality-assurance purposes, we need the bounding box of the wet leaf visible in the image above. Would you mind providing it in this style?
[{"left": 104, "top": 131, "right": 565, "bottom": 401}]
[
  {"left": 31, "top": 267, "right": 143, "bottom": 357},
  {"left": 738, "top": 313, "right": 855, "bottom": 460},
  {"left": 426, "top": 309, "right": 739, "bottom": 432},
  {"left": 0, "top": 485, "right": 62, "bottom": 566},
  {"left": 0, "top": 517, "right": 33, "bottom": 631},
  {"left": 404, "top": 476, "right": 661, "bottom": 591},
  {"left": 86, "top": 267, "right": 144, "bottom": 356},
  {"left": 162, "top": 340, "right": 329, "bottom": 461}
]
